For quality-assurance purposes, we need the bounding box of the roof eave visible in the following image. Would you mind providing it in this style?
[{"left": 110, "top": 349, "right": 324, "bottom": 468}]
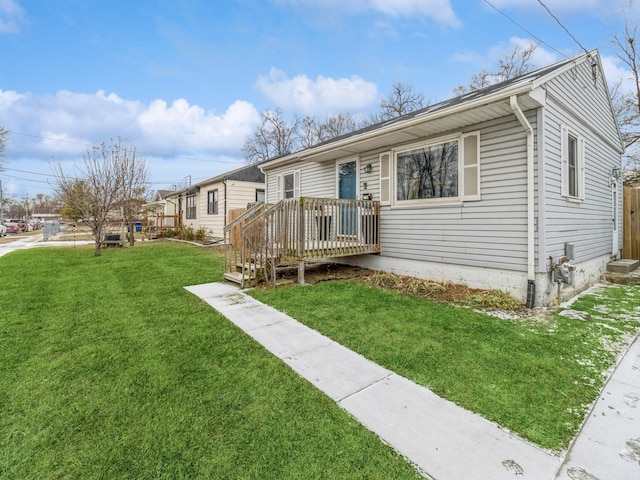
[{"left": 262, "top": 82, "right": 536, "bottom": 170}]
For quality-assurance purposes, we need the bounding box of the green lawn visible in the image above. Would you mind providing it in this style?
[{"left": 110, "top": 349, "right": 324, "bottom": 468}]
[
  {"left": 250, "top": 279, "right": 640, "bottom": 450},
  {"left": 0, "top": 243, "right": 422, "bottom": 479}
]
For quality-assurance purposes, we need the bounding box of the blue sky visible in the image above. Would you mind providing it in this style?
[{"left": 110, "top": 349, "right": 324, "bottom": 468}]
[{"left": 0, "top": 0, "right": 635, "bottom": 200}]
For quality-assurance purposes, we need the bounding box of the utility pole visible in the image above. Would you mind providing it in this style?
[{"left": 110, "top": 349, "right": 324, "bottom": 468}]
[{"left": 0, "top": 179, "right": 3, "bottom": 222}]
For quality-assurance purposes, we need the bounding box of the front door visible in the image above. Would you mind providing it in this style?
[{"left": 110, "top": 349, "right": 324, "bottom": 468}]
[{"left": 338, "top": 159, "right": 357, "bottom": 236}]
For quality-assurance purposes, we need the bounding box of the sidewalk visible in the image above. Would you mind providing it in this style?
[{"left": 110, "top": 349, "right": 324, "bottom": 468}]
[
  {"left": 0, "top": 234, "right": 93, "bottom": 258},
  {"left": 186, "top": 282, "right": 624, "bottom": 480}
]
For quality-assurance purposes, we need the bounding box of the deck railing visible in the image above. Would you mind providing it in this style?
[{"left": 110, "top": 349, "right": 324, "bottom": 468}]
[{"left": 224, "top": 197, "right": 380, "bottom": 287}]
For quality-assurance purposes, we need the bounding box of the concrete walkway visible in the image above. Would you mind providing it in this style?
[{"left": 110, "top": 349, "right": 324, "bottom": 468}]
[
  {"left": 0, "top": 233, "right": 93, "bottom": 257},
  {"left": 186, "top": 282, "right": 601, "bottom": 480}
]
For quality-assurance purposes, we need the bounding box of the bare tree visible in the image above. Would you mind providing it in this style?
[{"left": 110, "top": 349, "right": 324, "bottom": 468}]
[
  {"left": 613, "top": 0, "right": 640, "bottom": 170},
  {"left": 242, "top": 108, "right": 300, "bottom": 164},
  {"left": 52, "top": 139, "right": 141, "bottom": 256},
  {"left": 299, "top": 113, "right": 358, "bottom": 149},
  {"left": 453, "top": 43, "right": 538, "bottom": 96},
  {"left": 364, "top": 82, "right": 427, "bottom": 125},
  {"left": 118, "top": 144, "right": 149, "bottom": 246}
]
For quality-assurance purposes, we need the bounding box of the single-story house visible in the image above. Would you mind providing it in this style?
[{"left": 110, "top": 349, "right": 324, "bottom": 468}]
[
  {"left": 230, "top": 50, "right": 623, "bottom": 307},
  {"left": 171, "top": 164, "right": 265, "bottom": 241}
]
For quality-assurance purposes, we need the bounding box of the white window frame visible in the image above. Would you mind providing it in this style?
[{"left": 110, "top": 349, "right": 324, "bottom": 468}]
[
  {"left": 275, "top": 170, "right": 300, "bottom": 200},
  {"left": 561, "top": 125, "right": 585, "bottom": 201},
  {"left": 391, "top": 132, "right": 480, "bottom": 207}
]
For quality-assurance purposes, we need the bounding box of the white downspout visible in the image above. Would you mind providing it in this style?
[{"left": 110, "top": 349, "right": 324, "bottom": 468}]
[{"left": 510, "top": 95, "right": 536, "bottom": 307}]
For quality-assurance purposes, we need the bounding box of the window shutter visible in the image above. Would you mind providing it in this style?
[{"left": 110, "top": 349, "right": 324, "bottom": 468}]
[
  {"left": 561, "top": 125, "right": 568, "bottom": 197},
  {"left": 294, "top": 170, "right": 301, "bottom": 198},
  {"left": 462, "top": 132, "right": 480, "bottom": 201},
  {"left": 275, "top": 174, "right": 282, "bottom": 201},
  {"left": 380, "top": 152, "right": 391, "bottom": 205}
]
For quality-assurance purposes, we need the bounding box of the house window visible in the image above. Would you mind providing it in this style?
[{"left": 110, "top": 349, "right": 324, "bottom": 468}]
[
  {"left": 256, "top": 189, "right": 265, "bottom": 202},
  {"left": 283, "top": 173, "right": 295, "bottom": 198},
  {"left": 561, "top": 125, "right": 585, "bottom": 200},
  {"left": 207, "top": 189, "right": 218, "bottom": 215},
  {"left": 276, "top": 171, "right": 300, "bottom": 200},
  {"left": 186, "top": 194, "right": 197, "bottom": 219},
  {"left": 567, "top": 134, "right": 578, "bottom": 197},
  {"left": 396, "top": 140, "right": 459, "bottom": 202}
]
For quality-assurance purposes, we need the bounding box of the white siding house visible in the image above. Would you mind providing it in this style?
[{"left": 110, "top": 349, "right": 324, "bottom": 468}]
[
  {"left": 259, "top": 51, "right": 624, "bottom": 307},
  {"left": 169, "top": 164, "right": 265, "bottom": 241}
]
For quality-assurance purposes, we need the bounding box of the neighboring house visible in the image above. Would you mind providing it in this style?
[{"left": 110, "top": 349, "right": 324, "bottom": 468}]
[
  {"left": 172, "top": 164, "right": 265, "bottom": 241},
  {"left": 249, "top": 50, "right": 623, "bottom": 307},
  {"left": 143, "top": 189, "right": 180, "bottom": 233}
]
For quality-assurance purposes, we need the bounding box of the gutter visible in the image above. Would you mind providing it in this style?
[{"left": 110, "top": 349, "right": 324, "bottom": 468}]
[{"left": 510, "top": 95, "right": 536, "bottom": 307}]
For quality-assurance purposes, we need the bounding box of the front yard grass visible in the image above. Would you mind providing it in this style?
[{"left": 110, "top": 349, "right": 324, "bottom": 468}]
[
  {"left": 249, "top": 280, "right": 640, "bottom": 451},
  {"left": 0, "top": 243, "right": 422, "bottom": 479}
]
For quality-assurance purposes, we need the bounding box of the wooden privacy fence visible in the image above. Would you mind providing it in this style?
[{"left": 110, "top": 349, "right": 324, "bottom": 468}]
[{"left": 623, "top": 186, "right": 640, "bottom": 260}]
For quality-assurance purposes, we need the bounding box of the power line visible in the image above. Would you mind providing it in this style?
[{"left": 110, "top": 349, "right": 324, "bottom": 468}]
[
  {"left": 535, "top": 0, "right": 590, "bottom": 54},
  {"left": 482, "top": 0, "right": 569, "bottom": 59}
]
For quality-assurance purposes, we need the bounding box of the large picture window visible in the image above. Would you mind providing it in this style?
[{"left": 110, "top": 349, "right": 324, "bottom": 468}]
[
  {"left": 396, "top": 140, "right": 459, "bottom": 201},
  {"left": 186, "top": 194, "right": 197, "bottom": 219}
]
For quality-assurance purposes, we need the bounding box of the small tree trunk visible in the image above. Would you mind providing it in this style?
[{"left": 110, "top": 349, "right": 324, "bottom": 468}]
[{"left": 94, "top": 239, "right": 102, "bottom": 256}]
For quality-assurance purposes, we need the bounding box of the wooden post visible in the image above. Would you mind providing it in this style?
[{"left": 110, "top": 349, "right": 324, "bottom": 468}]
[{"left": 297, "top": 198, "right": 306, "bottom": 285}]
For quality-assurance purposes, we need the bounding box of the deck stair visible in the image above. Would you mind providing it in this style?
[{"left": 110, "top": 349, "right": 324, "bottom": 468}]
[{"left": 602, "top": 259, "right": 640, "bottom": 285}]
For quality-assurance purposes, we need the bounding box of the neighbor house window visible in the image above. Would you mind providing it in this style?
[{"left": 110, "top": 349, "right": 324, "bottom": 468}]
[
  {"left": 256, "top": 189, "right": 265, "bottom": 202},
  {"left": 207, "top": 189, "right": 218, "bottom": 214},
  {"left": 186, "top": 194, "right": 197, "bottom": 219},
  {"left": 561, "top": 125, "right": 585, "bottom": 200}
]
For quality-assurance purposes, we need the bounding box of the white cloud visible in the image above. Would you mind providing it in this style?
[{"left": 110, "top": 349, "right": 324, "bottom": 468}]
[
  {"left": 0, "top": 89, "right": 260, "bottom": 195},
  {"left": 453, "top": 37, "right": 562, "bottom": 71},
  {"left": 255, "top": 68, "right": 379, "bottom": 116},
  {"left": 137, "top": 99, "right": 260, "bottom": 152},
  {"left": 600, "top": 54, "right": 636, "bottom": 95},
  {"left": 273, "top": 0, "right": 461, "bottom": 27},
  {"left": 0, "top": 0, "right": 25, "bottom": 34},
  {"left": 0, "top": 89, "right": 260, "bottom": 158}
]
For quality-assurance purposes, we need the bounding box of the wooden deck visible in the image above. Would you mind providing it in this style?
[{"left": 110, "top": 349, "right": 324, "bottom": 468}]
[{"left": 224, "top": 197, "right": 380, "bottom": 287}]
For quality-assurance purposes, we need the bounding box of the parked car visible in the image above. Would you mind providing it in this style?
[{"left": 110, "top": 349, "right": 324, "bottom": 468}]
[
  {"left": 4, "top": 222, "right": 21, "bottom": 234},
  {"left": 9, "top": 219, "right": 29, "bottom": 232},
  {"left": 0, "top": 223, "right": 6, "bottom": 237}
]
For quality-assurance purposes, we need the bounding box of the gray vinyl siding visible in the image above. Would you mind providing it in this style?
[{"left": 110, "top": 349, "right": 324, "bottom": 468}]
[
  {"left": 264, "top": 115, "right": 535, "bottom": 273},
  {"left": 541, "top": 59, "right": 621, "bottom": 263},
  {"left": 379, "top": 115, "right": 532, "bottom": 272}
]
